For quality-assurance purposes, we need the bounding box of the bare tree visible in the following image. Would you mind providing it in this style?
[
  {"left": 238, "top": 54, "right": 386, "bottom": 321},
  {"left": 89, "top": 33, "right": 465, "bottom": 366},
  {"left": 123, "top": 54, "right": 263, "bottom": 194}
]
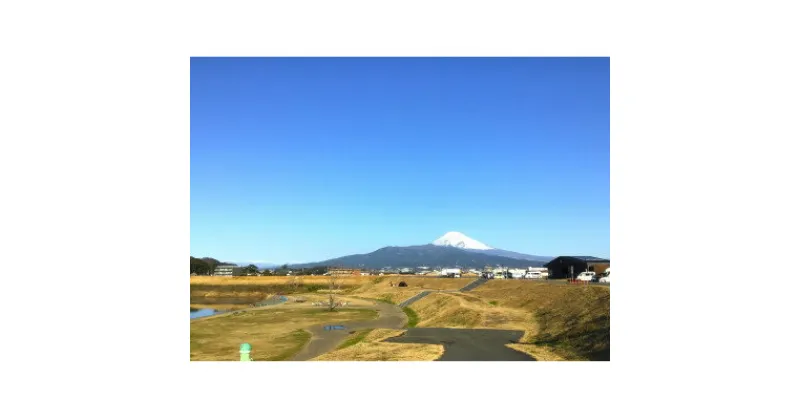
[
  {"left": 327, "top": 293, "right": 336, "bottom": 312},
  {"left": 326, "top": 271, "right": 343, "bottom": 311}
]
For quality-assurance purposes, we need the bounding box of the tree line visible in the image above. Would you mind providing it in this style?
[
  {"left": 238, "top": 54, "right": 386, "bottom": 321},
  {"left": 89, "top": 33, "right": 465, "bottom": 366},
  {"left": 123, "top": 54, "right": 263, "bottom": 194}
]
[{"left": 190, "top": 257, "right": 329, "bottom": 276}]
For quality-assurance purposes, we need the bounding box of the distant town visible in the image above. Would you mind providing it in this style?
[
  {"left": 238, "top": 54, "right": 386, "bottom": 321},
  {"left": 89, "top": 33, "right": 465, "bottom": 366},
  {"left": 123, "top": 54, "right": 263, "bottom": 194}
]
[{"left": 191, "top": 256, "right": 611, "bottom": 282}]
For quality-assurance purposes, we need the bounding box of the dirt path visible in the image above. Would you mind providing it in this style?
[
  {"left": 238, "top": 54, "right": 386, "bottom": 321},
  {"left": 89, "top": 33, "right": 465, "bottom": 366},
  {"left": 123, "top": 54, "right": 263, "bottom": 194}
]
[{"left": 288, "top": 299, "right": 407, "bottom": 361}]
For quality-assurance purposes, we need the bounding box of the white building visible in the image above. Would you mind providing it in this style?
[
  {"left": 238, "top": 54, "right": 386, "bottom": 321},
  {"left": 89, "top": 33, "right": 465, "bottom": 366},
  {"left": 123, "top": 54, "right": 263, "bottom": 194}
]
[
  {"left": 441, "top": 268, "right": 461, "bottom": 276},
  {"left": 213, "top": 265, "right": 235, "bottom": 276}
]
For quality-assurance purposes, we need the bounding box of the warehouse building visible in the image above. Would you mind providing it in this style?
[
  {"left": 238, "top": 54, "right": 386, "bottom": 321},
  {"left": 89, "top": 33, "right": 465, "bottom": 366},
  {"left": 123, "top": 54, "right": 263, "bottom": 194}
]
[{"left": 545, "top": 256, "right": 610, "bottom": 279}]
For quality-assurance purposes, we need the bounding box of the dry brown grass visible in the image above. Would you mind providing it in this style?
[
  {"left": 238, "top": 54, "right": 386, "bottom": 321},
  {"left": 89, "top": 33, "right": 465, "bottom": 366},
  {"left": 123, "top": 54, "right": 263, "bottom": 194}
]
[
  {"left": 408, "top": 292, "right": 536, "bottom": 338},
  {"left": 470, "top": 280, "right": 610, "bottom": 360},
  {"left": 354, "top": 290, "right": 424, "bottom": 305},
  {"left": 352, "top": 275, "right": 474, "bottom": 295},
  {"left": 311, "top": 328, "right": 444, "bottom": 361},
  {"left": 190, "top": 303, "right": 254, "bottom": 311},
  {"left": 389, "top": 276, "right": 474, "bottom": 290},
  {"left": 505, "top": 344, "right": 567, "bottom": 361},
  {"left": 351, "top": 275, "right": 473, "bottom": 305},
  {"left": 190, "top": 275, "right": 373, "bottom": 286},
  {"left": 190, "top": 307, "right": 378, "bottom": 361},
  {"left": 190, "top": 276, "right": 609, "bottom": 361}
]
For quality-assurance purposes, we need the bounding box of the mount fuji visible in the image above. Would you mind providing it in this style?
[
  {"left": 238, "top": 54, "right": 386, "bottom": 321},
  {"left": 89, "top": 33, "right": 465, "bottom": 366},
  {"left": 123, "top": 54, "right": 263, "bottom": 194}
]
[
  {"left": 431, "top": 231, "right": 493, "bottom": 250},
  {"left": 289, "top": 232, "right": 552, "bottom": 269},
  {"left": 431, "top": 231, "right": 552, "bottom": 262}
]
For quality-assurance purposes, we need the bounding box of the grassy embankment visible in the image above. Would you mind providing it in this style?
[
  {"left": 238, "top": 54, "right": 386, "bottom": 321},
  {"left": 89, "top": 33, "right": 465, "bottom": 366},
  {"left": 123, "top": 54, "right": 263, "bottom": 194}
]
[
  {"left": 339, "top": 276, "right": 608, "bottom": 360},
  {"left": 380, "top": 280, "right": 609, "bottom": 360},
  {"left": 350, "top": 275, "right": 474, "bottom": 306},
  {"left": 468, "top": 280, "right": 610, "bottom": 360},
  {"left": 190, "top": 307, "right": 378, "bottom": 361}
]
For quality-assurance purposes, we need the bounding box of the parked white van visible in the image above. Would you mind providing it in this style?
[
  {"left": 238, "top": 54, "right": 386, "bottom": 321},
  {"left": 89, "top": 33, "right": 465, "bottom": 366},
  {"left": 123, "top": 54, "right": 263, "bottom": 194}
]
[{"left": 576, "top": 271, "right": 596, "bottom": 282}]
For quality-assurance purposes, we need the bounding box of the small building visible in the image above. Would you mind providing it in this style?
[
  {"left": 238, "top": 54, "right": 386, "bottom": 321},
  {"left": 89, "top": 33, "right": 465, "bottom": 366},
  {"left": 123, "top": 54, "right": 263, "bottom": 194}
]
[
  {"left": 213, "top": 265, "right": 236, "bottom": 277},
  {"left": 545, "top": 256, "right": 610, "bottom": 279}
]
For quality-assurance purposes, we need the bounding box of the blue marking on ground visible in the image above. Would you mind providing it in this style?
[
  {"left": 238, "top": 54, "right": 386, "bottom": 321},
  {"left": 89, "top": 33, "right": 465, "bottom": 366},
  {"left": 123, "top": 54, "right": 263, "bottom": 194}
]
[{"left": 324, "top": 325, "right": 346, "bottom": 331}]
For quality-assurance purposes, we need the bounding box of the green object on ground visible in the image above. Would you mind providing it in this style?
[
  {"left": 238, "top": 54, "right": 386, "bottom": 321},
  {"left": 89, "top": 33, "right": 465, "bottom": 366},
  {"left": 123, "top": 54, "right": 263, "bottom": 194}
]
[{"left": 240, "top": 343, "right": 252, "bottom": 361}]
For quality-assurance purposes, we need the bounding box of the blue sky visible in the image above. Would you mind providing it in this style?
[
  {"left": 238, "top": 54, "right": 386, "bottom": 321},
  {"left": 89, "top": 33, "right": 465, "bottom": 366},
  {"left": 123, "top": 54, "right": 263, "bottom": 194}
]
[{"left": 191, "top": 57, "right": 609, "bottom": 263}]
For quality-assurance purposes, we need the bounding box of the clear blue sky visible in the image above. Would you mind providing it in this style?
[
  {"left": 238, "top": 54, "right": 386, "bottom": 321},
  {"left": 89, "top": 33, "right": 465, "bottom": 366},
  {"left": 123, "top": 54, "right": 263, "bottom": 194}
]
[{"left": 191, "top": 57, "right": 609, "bottom": 264}]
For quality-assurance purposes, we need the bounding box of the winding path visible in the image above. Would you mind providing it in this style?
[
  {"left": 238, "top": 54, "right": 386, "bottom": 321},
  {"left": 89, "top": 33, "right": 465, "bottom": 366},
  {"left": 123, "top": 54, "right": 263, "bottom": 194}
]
[
  {"left": 289, "top": 299, "right": 407, "bottom": 361},
  {"left": 289, "top": 295, "right": 535, "bottom": 361}
]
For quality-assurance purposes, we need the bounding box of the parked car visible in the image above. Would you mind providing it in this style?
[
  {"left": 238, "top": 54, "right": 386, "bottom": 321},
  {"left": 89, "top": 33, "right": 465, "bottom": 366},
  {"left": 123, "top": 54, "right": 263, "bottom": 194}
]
[
  {"left": 599, "top": 268, "right": 610, "bottom": 283},
  {"left": 576, "top": 271, "right": 596, "bottom": 282}
]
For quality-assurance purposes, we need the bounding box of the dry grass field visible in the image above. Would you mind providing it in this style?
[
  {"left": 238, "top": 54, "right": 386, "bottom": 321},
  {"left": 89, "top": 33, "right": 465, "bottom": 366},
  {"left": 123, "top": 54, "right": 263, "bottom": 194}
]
[
  {"left": 355, "top": 290, "right": 423, "bottom": 305},
  {"left": 469, "top": 280, "right": 610, "bottom": 360},
  {"left": 188, "top": 275, "right": 610, "bottom": 361},
  {"left": 350, "top": 275, "right": 475, "bottom": 304},
  {"left": 311, "top": 328, "right": 444, "bottom": 361},
  {"left": 505, "top": 343, "right": 567, "bottom": 361},
  {"left": 190, "top": 307, "right": 378, "bottom": 361},
  {"left": 355, "top": 276, "right": 474, "bottom": 291},
  {"left": 190, "top": 276, "right": 372, "bottom": 306},
  {"left": 408, "top": 292, "right": 536, "bottom": 337},
  {"left": 190, "top": 275, "right": 374, "bottom": 286}
]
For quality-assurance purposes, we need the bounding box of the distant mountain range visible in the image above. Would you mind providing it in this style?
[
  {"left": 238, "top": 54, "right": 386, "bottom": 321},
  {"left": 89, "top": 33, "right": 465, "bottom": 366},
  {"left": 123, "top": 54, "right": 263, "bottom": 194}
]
[{"left": 288, "top": 232, "right": 552, "bottom": 270}]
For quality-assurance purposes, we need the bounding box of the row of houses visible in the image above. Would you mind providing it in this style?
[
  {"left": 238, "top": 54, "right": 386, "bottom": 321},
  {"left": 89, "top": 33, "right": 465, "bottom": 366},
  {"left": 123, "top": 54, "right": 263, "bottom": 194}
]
[
  {"left": 210, "top": 256, "right": 610, "bottom": 279},
  {"left": 414, "top": 256, "right": 610, "bottom": 280}
]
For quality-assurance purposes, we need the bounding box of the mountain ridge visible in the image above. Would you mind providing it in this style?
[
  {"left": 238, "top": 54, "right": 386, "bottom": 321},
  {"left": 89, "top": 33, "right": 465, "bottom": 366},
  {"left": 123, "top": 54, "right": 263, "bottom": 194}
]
[{"left": 289, "top": 244, "right": 549, "bottom": 270}]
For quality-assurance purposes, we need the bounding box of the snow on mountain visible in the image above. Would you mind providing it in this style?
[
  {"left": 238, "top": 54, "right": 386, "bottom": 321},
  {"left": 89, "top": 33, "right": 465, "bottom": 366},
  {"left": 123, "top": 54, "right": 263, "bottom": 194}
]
[{"left": 431, "top": 231, "right": 493, "bottom": 250}]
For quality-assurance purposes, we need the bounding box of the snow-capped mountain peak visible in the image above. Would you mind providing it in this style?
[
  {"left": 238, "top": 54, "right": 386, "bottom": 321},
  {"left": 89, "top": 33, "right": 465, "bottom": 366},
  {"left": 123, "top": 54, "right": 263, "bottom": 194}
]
[{"left": 431, "top": 231, "right": 493, "bottom": 250}]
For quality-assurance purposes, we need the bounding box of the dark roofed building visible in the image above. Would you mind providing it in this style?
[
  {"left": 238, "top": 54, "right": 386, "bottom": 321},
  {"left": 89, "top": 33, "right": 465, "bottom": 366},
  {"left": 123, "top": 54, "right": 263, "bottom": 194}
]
[{"left": 545, "top": 256, "right": 610, "bottom": 279}]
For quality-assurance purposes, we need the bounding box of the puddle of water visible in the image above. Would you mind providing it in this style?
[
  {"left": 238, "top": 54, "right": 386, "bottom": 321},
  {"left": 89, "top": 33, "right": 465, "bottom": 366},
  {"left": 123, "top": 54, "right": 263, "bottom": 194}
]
[
  {"left": 190, "top": 308, "right": 218, "bottom": 319},
  {"left": 191, "top": 296, "right": 289, "bottom": 320},
  {"left": 324, "top": 325, "right": 346, "bottom": 331}
]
